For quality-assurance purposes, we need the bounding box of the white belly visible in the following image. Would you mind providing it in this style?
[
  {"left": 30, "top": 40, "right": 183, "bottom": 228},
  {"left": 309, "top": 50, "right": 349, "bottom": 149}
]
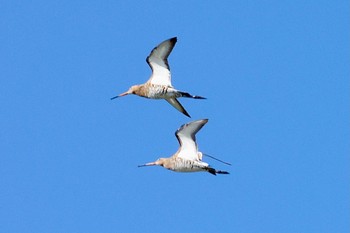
[
  {"left": 171, "top": 159, "right": 209, "bottom": 173},
  {"left": 147, "top": 85, "right": 180, "bottom": 99}
]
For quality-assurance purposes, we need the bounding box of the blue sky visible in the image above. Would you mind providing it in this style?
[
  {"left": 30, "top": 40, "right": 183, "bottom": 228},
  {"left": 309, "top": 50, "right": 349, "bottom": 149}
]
[{"left": 1, "top": 1, "right": 349, "bottom": 232}]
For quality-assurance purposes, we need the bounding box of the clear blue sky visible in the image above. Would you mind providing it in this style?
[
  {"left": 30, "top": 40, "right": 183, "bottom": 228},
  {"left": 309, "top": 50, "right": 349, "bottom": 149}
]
[{"left": 1, "top": 1, "right": 349, "bottom": 232}]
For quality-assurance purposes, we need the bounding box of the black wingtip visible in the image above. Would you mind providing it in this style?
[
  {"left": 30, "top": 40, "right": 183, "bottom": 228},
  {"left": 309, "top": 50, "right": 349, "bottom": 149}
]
[{"left": 183, "top": 111, "right": 191, "bottom": 118}]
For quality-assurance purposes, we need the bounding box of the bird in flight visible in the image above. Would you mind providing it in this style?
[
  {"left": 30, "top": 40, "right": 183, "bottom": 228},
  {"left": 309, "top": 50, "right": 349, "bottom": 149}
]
[
  {"left": 138, "top": 119, "right": 230, "bottom": 175},
  {"left": 111, "top": 37, "right": 205, "bottom": 117}
]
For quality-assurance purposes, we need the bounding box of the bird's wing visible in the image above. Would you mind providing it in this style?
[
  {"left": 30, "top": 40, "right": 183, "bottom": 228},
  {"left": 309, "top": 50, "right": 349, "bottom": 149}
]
[
  {"left": 165, "top": 98, "right": 190, "bottom": 118},
  {"left": 146, "top": 37, "right": 177, "bottom": 87},
  {"left": 174, "top": 119, "right": 208, "bottom": 161}
]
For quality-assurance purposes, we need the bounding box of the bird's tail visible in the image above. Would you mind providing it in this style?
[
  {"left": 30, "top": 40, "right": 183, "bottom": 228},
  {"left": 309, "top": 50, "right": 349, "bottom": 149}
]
[
  {"left": 207, "top": 167, "right": 230, "bottom": 176},
  {"left": 179, "top": 91, "right": 206, "bottom": 99}
]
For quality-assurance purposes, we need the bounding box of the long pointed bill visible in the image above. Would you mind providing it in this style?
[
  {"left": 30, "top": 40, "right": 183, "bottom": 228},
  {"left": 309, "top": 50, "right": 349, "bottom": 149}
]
[
  {"left": 110, "top": 91, "right": 129, "bottom": 100},
  {"left": 138, "top": 162, "right": 157, "bottom": 167}
]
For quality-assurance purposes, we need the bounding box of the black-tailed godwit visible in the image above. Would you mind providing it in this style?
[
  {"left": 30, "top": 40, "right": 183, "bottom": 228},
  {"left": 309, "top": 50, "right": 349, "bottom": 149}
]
[
  {"left": 111, "top": 37, "right": 205, "bottom": 117},
  {"left": 138, "top": 119, "right": 230, "bottom": 175}
]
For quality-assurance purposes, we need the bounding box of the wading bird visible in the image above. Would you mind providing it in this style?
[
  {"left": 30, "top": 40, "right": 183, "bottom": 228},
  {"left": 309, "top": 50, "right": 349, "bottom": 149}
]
[
  {"left": 111, "top": 37, "right": 205, "bottom": 117},
  {"left": 138, "top": 119, "right": 230, "bottom": 175}
]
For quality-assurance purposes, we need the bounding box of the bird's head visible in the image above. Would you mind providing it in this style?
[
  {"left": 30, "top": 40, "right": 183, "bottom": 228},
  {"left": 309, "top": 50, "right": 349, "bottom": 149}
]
[
  {"left": 138, "top": 157, "right": 168, "bottom": 168},
  {"left": 111, "top": 85, "right": 139, "bottom": 100}
]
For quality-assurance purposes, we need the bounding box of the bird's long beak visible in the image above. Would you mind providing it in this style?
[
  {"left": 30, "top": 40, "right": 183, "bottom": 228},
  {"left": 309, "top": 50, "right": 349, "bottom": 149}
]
[
  {"left": 110, "top": 91, "right": 130, "bottom": 100},
  {"left": 138, "top": 161, "right": 157, "bottom": 167}
]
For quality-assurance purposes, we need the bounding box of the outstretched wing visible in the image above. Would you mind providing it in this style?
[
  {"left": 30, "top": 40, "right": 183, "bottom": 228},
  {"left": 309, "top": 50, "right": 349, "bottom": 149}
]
[
  {"left": 146, "top": 37, "right": 177, "bottom": 87},
  {"left": 165, "top": 98, "right": 191, "bottom": 118},
  {"left": 174, "top": 119, "right": 208, "bottom": 161}
]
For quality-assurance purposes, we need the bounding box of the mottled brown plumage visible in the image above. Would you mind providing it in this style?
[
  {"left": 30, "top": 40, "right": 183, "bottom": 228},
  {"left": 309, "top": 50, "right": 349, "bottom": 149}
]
[
  {"left": 111, "top": 37, "right": 205, "bottom": 117},
  {"left": 138, "top": 119, "right": 230, "bottom": 175}
]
